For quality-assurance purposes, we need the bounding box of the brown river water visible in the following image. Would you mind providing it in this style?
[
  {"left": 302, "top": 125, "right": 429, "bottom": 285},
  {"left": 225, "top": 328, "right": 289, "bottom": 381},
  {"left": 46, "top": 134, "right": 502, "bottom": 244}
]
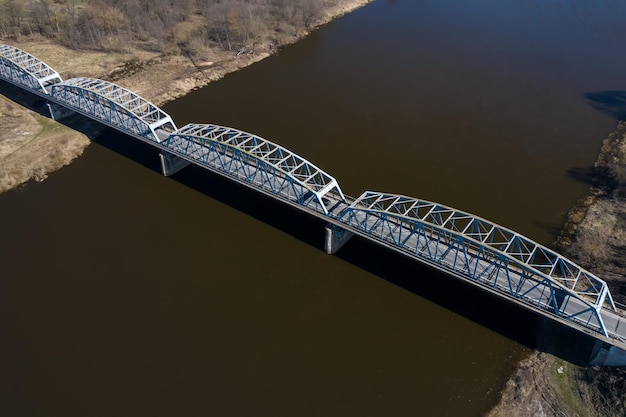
[{"left": 3, "top": 0, "right": 626, "bottom": 416}]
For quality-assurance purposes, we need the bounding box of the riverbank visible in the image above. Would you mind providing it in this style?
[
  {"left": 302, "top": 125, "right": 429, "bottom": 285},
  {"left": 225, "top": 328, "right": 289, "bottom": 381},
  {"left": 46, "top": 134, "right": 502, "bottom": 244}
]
[
  {"left": 486, "top": 123, "right": 626, "bottom": 417},
  {"left": 0, "top": 0, "right": 372, "bottom": 194},
  {"left": 0, "top": 95, "right": 89, "bottom": 193}
]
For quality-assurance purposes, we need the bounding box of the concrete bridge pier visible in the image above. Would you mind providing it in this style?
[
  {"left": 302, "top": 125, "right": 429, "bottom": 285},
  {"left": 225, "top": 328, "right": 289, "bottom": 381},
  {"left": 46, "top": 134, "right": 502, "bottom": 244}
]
[
  {"left": 325, "top": 224, "right": 354, "bottom": 254},
  {"left": 159, "top": 152, "right": 191, "bottom": 176},
  {"left": 47, "top": 102, "right": 74, "bottom": 121},
  {"left": 589, "top": 340, "right": 626, "bottom": 366}
]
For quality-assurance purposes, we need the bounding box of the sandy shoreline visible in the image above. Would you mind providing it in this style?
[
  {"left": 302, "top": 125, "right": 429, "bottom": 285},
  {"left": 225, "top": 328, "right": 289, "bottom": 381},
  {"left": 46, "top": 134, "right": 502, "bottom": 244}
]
[{"left": 0, "top": 0, "right": 373, "bottom": 194}]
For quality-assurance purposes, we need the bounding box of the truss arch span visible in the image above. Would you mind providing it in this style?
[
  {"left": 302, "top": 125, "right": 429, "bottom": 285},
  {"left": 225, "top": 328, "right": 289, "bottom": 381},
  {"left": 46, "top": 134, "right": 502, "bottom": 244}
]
[
  {"left": 0, "top": 43, "right": 63, "bottom": 94},
  {"left": 337, "top": 191, "right": 617, "bottom": 338},
  {"left": 164, "top": 123, "right": 346, "bottom": 214},
  {"left": 51, "top": 78, "right": 176, "bottom": 142}
]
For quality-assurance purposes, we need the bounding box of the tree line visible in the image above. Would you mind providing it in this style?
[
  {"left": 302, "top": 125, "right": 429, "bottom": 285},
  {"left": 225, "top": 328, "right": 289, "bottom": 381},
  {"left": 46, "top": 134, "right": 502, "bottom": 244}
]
[{"left": 0, "top": 0, "right": 338, "bottom": 55}]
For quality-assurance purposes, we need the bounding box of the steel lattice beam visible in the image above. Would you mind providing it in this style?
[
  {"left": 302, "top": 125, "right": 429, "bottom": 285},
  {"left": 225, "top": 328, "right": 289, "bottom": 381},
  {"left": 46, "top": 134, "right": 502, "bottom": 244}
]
[
  {"left": 337, "top": 191, "right": 618, "bottom": 338},
  {"left": 51, "top": 78, "right": 176, "bottom": 142},
  {"left": 165, "top": 123, "right": 346, "bottom": 214},
  {"left": 2, "top": 41, "right": 625, "bottom": 353},
  {"left": 0, "top": 43, "right": 62, "bottom": 93}
]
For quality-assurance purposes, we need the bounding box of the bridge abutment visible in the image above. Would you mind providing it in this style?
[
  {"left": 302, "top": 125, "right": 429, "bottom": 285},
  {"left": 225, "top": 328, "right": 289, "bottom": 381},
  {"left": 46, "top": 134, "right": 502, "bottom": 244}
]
[
  {"left": 589, "top": 340, "right": 626, "bottom": 366},
  {"left": 47, "top": 102, "right": 74, "bottom": 121},
  {"left": 159, "top": 152, "right": 191, "bottom": 176},
  {"left": 325, "top": 224, "right": 354, "bottom": 254}
]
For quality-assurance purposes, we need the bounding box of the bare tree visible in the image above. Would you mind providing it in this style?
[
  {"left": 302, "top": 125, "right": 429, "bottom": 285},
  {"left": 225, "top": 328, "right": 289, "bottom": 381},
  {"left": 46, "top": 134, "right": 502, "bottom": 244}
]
[
  {"left": 31, "top": 0, "right": 60, "bottom": 37},
  {"left": 0, "top": 0, "right": 338, "bottom": 55},
  {"left": 1, "top": 0, "right": 26, "bottom": 38}
]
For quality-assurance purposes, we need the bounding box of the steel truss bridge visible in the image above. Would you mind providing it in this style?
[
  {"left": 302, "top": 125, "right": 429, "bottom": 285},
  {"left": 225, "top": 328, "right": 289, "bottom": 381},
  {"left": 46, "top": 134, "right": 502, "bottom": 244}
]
[{"left": 2, "top": 43, "right": 626, "bottom": 365}]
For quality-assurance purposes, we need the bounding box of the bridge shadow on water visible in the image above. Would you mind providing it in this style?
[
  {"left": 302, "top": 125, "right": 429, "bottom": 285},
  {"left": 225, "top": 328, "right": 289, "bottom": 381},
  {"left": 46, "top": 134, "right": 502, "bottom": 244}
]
[
  {"left": 1, "top": 83, "right": 601, "bottom": 366},
  {"left": 178, "top": 165, "right": 600, "bottom": 365},
  {"left": 334, "top": 237, "right": 600, "bottom": 366},
  {"left": 164, "top": 152, "right": 600, "bottom": 366}
]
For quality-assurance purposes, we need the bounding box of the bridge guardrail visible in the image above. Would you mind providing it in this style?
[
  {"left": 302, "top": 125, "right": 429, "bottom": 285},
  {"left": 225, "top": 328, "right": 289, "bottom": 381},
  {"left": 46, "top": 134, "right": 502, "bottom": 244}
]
[{"left": 3, "top": 41, "right": 626, "bottom": 355}]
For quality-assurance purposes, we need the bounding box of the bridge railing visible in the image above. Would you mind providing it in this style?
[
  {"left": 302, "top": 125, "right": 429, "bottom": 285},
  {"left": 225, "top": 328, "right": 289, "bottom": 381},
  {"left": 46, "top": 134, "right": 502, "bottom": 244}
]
[
  {"left": 50, "top": 78, "right": 177, "bottom": 142},
  {"left": 336, "top": 191, "right": 615, "bottom": 339},
  {"left": 163, "top": 123, "right": 346, "bottom": 215},
  {"left": 3, "top": 41, "right": 625, "bottom": 349},
  {"left": 0, "top": 44, "right": 63, "bottom": 94},
  {"left": 611, "top": 302, "right": 626, "bottom": 321}
]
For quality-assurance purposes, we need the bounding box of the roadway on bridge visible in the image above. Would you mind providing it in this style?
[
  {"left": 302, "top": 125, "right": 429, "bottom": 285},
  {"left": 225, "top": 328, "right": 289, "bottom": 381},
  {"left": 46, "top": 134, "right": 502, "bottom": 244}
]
[{"left": 2, "top": 42, "right": 626, "bottom": 357}]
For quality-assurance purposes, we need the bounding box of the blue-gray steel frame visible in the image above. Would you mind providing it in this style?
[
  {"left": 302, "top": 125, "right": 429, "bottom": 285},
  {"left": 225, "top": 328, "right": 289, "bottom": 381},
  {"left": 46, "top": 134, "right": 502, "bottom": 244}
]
[
  {"left": 164, "top": 123, "right": 346, "bottom": 214},
  {"left": 2, "top": 42, "right": 625, "bottom": 350},
  {"left": 0, "top": 43, "right": 63, "bottom": 94},
  {"left": 50, "top": 78, "right": 176, "bottom": 142},
  {"left": 337, "top": 191, "right": 617, "bottom": 338}
]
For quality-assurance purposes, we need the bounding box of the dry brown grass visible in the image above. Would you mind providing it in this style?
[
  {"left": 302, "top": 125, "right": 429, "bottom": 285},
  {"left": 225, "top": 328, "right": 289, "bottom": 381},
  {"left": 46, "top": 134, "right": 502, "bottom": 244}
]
[
  {"left": 570, "top": 199, "right": 626, "bottom": 271},
  {"left": 0, "top": 0, "right": 372, "bottom": 194},
  {"left": 9, "top": 40, "right": 159, "bottom": 80},
  {"left": 486, "top": 353, "right": 586, "bottom": 417},
  {"left": 0, "top": 95, "right": 89, "bottom": 193}
]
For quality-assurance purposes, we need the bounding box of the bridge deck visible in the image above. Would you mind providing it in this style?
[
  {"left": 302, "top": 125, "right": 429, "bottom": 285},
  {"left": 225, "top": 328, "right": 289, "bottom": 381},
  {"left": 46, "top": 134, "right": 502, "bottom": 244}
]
[
  {"left": 2, "top": 50, "right": 625, "bottom": 353},
  {"left": 338, "top": 208, "right": 626, "bottom": 343},
  {"left": 156, "top": 132, "right": 626, "bottom": 347},
  {"left": 0, "top": 44, "right": 63, "bottom": 94},
  {"left": 330, "top": 206, "right": 625, "bottom": 343}
]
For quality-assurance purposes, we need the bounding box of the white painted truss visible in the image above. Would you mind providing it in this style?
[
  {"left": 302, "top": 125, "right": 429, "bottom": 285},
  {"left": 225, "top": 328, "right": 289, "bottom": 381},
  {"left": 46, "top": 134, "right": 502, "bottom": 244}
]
[
  {"left": 334, "top": 191, "right": 626, "bottom": 341},
  {"left": 3, "top": 41, "right": 625, "bottom": 352},
  {"left": 348, "top": 191, "right": 615, "bottom": 311},
  {"left": 0, "top": 43, "right": 63, "bottom": 92},
  {"left": 167, "top": 123, "right": 346, "bottom": 213},
  {"left": 51, "top": 77, "right": 176, "bottom": 141}
]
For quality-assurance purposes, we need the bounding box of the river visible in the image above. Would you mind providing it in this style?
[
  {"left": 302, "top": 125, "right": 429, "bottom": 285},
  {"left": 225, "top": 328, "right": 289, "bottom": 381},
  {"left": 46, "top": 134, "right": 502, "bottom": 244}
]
[{"left": 2, "top": 0, "right": 626, "bottom": 416}]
